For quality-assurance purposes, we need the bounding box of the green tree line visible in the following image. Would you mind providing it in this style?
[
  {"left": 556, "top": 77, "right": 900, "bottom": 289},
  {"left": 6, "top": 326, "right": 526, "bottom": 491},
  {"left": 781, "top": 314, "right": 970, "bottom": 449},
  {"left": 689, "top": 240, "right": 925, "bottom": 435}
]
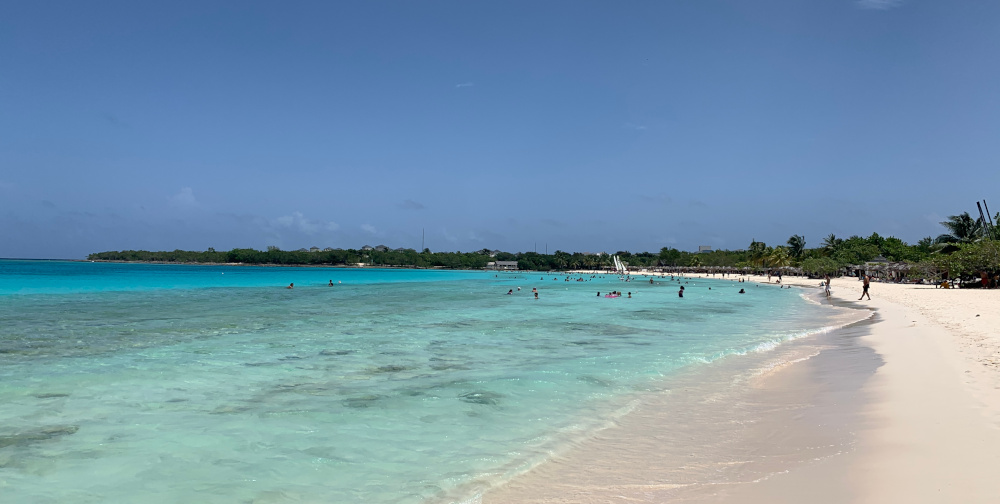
[{"left": 86, "top": 208, "right": 1000, "bottom": 283}]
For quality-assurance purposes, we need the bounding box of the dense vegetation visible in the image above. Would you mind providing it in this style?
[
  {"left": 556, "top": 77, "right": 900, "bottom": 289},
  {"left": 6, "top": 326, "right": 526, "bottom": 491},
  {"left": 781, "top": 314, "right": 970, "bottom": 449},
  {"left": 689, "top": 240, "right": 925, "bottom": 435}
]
[{"left": 88, "top": 207, "right": 1000, "bottom": 285}]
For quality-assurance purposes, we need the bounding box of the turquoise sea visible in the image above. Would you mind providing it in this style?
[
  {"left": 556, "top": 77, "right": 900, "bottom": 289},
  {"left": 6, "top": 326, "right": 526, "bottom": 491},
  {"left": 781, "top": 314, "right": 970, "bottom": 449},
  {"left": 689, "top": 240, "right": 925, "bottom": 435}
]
[{"left": 1, "top": 260, "right": 841, "bottom": 503}]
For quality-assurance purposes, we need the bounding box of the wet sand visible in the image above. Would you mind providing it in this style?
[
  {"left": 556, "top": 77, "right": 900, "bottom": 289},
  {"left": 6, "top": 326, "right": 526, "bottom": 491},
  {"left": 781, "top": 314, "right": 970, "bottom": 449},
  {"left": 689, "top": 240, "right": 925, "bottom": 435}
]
[{"left": 481, "top": 273, "right": 1000, "bottom": 503}]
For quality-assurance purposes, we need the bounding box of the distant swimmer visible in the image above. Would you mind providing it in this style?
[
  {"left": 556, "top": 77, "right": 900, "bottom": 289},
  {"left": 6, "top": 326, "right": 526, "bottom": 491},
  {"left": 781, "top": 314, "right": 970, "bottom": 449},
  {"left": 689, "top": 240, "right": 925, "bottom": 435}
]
[
  {"left": 739, "top": 288, "right": 745, "bottom": 294},
  {"left": 678, "top": 285, "right": 684, "bottom": 298},
  {"left": 534, "top": 292, "right": 538, "bottom": 299},
  {"left": 597, "top": 292, "right": 601, "bottom": 296},
  {"left": 507, "top": 289, "right": 513, "bottom": 295},
  {"left": 287, "top": 283, "right": 294, "bottom": 289},
  {"left": 329, "top": 280, "right": 334, "bottom": 286},
  {"left": 532, "top": 288, "right": 537, "bottom": 293},
  {"left": 650, "top": 278, "right": 654, "bottom": 284},
  {"left": 627, "top": 292, "right": 632, "bottom": 298}
]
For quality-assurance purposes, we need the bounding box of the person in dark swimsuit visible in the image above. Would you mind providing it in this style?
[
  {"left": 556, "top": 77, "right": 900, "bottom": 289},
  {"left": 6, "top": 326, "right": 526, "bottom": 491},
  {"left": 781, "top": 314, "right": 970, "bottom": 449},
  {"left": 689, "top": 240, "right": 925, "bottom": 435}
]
[
  {"left": 859, "top": 275, "right": 871, "bottom": 300},
  {"left": 678, "top": 286, "right": 684, "bottom": 298}
]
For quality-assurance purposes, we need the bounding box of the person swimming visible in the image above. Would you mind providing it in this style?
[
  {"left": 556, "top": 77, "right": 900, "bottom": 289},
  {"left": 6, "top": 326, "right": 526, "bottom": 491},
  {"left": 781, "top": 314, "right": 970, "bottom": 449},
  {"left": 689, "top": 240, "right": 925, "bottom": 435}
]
[
  {"left": 739, "top": 288, "right": 745, "bottom": 294},
  {"left": 328, "top": 280, "right": 334, "bottom": 286},
  {"left": 287, "top": 283, "right": 294, "bottom": 289},
  {"left": 506, "top": 289, "right": 513, "bottom": 295},
  {"left": 678, "top": 285, "right": 684, "bottom": 298}
]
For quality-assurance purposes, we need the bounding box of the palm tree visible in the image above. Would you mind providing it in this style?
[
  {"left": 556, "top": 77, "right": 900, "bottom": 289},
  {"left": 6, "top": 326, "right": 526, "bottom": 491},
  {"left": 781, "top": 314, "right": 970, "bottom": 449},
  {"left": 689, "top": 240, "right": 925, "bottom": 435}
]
[
  {"left": 786, "top": 235, "right": 806, "bottom": 260},
  {"left": 936, "top": 212, "right": 982, "bottom": 244},
  {"left": 748, "top": 240, "right": 767, "bottom": 266},
  {"left": 769, "top": 246, "right": 791, "bottom": 268},
  {"left": 821, "top": 234, "right": 842, "bottom": 255}
]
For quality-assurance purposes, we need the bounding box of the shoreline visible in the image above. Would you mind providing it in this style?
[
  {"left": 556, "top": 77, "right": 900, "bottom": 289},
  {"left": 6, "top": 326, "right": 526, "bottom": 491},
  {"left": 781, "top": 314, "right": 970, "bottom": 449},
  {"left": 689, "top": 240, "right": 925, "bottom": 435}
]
[{"left": 480, "top": 272, "right": 1000, "bottom": 503}]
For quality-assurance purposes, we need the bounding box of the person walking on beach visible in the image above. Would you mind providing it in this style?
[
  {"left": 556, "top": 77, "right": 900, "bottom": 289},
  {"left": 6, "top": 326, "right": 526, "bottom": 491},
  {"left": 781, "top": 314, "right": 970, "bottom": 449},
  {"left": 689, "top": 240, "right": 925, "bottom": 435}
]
[
  {"left": 824, "top": 275, "right": 832, "bottom": 298},
  {"left": 859, "top": 275, "right": 871, "bottom": 300}
]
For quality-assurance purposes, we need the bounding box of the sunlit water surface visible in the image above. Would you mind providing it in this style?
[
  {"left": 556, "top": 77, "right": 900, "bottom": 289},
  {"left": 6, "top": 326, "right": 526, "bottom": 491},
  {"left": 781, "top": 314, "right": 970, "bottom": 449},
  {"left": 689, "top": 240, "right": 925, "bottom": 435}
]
[{"left": 1, "top": 260, "right": 840, "bottom": 503}]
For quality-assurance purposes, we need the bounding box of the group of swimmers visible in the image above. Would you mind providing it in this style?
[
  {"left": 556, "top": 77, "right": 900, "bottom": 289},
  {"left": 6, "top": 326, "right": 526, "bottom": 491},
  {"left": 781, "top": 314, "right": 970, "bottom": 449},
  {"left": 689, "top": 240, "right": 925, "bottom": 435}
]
[
  {"left": 599, "top": 291, "right": 631, "bottom": 298},
  {"left": 507, "top": 287, "right": 539, "bottom": 299},
  {"left": 285, "top": 280, "right": 342, "bottom": 289}
]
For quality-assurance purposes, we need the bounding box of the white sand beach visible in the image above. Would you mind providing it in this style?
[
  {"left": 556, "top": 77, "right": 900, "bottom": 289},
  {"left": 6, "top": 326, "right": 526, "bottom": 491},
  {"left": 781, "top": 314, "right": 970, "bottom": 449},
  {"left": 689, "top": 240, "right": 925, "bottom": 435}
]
[{"left": 483, "top": 272, "right": 1000, "bottom": 503}]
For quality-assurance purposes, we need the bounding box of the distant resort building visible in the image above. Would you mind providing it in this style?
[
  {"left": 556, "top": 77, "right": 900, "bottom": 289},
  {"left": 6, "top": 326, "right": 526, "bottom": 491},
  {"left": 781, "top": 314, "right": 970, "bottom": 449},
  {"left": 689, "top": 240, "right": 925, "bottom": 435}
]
[
  {"left": 698, "top": 245, "right": 713, "bottom": 253},
  {"left": 486, "top": 261, "right": 518, "bottom": 271}
]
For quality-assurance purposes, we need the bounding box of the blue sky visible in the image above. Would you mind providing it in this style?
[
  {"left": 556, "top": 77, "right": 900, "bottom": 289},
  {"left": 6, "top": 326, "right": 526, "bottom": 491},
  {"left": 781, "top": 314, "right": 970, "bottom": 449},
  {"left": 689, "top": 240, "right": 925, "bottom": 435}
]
[{"left": 2, "top": 0, "right": 998, "bottom": 259}]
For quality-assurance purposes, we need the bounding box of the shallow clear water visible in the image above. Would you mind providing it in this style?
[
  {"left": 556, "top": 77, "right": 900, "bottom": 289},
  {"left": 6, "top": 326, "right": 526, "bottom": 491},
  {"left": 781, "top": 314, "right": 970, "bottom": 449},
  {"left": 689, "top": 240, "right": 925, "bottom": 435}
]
[{"left": 0, "top": 260, "right": 838, "bottom": 503}]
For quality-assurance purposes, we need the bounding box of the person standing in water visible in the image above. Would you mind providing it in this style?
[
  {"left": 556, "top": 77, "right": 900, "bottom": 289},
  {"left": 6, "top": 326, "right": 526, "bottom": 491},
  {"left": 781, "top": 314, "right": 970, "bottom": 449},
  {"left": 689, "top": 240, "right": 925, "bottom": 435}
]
[{"left": 678, "top": 285, "right": 684, "bottom": 298}]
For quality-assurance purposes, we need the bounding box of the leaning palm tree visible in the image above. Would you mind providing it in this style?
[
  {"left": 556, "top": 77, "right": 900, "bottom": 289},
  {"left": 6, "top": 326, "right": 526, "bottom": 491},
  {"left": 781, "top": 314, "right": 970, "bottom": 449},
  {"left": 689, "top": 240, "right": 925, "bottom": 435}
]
[{"left": 936, "top": 212, "right": 982, "bottom": 244}]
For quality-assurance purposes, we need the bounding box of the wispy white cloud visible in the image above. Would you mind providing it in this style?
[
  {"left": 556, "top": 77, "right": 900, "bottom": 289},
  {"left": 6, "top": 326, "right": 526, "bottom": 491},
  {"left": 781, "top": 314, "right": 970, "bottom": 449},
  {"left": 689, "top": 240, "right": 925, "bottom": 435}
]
[
  {"left": 856, "top": 0, "right": 904, "bottom": 10},
  {"left": 624, "top": 122, "right": 648, "bottom": 131},
  {"left": 170, "top": 187, "right": 199, "bottom": 208},
  {"left": 361, "top": 223, "right": 377, "bottom": 234},
  {"left": 269, "top": 211, "right": 338, "bottom": 235},
  {"left": 455, "top": 82, "right": 474, "bottom": 88}
]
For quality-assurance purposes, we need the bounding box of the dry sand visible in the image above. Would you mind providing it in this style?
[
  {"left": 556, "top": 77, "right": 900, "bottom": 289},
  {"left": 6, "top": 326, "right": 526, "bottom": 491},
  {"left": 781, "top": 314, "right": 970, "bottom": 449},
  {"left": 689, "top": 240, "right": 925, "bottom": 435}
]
[{"left": 481, "top": 272, "right": 1000, "bottom": 503}]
